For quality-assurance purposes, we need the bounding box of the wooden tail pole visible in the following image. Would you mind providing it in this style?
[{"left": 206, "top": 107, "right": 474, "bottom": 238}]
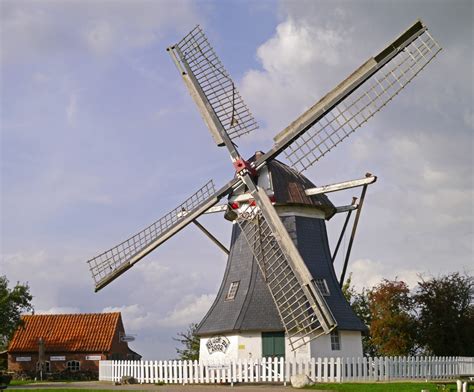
[
  {"left": 332, "top": 208, "right": 354, "bottom": 264},
  {"left": 339, "top": 185, "right": 368, "bottom": 287}
]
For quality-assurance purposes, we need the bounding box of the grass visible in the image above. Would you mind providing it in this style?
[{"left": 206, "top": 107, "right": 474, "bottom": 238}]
[
  {"left": 6, "top": 388, "right": 139, "bottom": 392},
  {"left": 305, "top": 381, "right": 474, "bottom": 392},
  {"left": 9, "top": 381, "right": 49, "bottom": 386},
  {"left": 9, "top": 380, "right": 74, "bottom": 386}
]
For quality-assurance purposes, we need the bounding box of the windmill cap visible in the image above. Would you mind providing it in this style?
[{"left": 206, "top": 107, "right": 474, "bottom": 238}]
[{"left": 230, "top": 153, "right": 336, "bottom": 219}]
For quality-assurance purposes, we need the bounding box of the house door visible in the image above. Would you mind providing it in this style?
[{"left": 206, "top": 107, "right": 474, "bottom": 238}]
[{"left": 262, "top": 331, "right": 285, "bottom": 358}]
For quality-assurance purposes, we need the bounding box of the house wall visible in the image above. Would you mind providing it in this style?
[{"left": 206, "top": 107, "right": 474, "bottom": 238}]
[
  {"left": 236, "top": 332, "right": 262, "bottom": 360},
  {"left": 8, "top": 352, "right": 105, "bottom": 374},
  {"left": 107, "top": 319, "right": 139, "bottom": 360},
  {"left": 310, "top": 330, "right": 363, "bottom": 358},
  {"left": 200, "top": 330, "right": 363, "bottom": 361}
]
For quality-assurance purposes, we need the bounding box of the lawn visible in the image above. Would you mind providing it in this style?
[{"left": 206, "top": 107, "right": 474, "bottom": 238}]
[
  {"left": 9, "top": 380, "right": 74, "bottom": 386},
  {"left": 306, "top": 382, "right": 473, "bottom": 392},
  {"left": 10, "top": 390, "right": 119, "bottom": 392}
]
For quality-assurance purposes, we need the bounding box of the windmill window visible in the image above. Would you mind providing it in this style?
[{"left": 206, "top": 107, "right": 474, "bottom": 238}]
[
  {"left": 330, "top": 330, "right": 341, "bottom": 351},
  {"left": 67, "top": 360, "right": 80, "bottom": 372},
  {"left": 226, "top": 281, "right": 240, "bottom": 300},
  {"left": 314, "top": 278, "right": 330, "bottom": 296}
]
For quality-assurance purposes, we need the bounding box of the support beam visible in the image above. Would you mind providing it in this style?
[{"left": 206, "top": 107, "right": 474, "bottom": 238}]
[
  {"left": 335, "top": 204, "right": 358, "bottom": 214},
  {"left": 305, "top": 174, "right": 376, "bottom": 196},
  {"left": 339, "top": 185, "right": 368, "bottom": 287},
  {"left": 204, "top": 204, "right": 227, "bottom": 214},
  {"left": 332, "top": 198, "right": 358, "bottom": 264},
  {"left": 192, "top": 220, "right": 230, "bottom": 255}
]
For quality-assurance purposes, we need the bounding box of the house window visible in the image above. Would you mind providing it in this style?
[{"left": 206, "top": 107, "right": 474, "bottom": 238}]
[
  {"left": 225, "top": 281, "right": 240, "bottom": 300},
  {"left": 36, "top": 361, "right": 50, "bottom": 372},
  {"left": 67, "top": 360, "right": 80, "bottom": 372},
  {"left": 314, "top": 278, "right": 330, "bottom": 296},
  {"left": 330, "top": 330, "right": 341, "bottom": 351}
]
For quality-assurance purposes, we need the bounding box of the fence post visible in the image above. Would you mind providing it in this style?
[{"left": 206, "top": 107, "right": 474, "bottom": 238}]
[
  {"left": 309, "top": 357, "right": 315, "bottom": 381},
  {"left": 336, "top": 357, "right": 341, "bottom": 382},
  {"left": 237, "top": 358, "right": 242, "bottom": 383},
  {"left": 184, "top": 360, "right": 188, "bottom": 385},
  {"left": 284, "top": 357, "right": 289, "bottom": 385}
]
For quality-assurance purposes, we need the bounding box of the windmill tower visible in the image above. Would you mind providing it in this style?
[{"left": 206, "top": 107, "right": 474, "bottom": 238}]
[{"left": 86, "top": 20, "right": 441, "bottom": 360}]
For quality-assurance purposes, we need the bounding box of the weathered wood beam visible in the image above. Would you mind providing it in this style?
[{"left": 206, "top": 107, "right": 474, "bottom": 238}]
[{"left": 305, "top": 174, "right": 377, "bottom": 196}]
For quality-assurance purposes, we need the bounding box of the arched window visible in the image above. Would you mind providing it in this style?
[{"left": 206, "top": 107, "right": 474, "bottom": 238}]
[
  {"left": 36, "top": 361, "right": 50, "bottom": 372},
  {"left": 67, "top": 360, "right": 80, "bottom": 372}
]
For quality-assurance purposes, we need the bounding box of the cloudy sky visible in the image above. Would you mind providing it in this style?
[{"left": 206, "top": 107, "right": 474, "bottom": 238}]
[{"left": 1, "top": 0, "right": 472, "bottom": 360}]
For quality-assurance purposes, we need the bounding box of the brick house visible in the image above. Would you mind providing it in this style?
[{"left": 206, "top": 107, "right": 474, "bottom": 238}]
[{"left": 7, "top": 312, "right": 140, "bottom": 376}]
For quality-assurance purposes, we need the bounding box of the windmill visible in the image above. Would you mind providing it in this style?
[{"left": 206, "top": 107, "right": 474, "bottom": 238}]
[{"left": 87, "top": 20, "right": 441, "bottom": 356}]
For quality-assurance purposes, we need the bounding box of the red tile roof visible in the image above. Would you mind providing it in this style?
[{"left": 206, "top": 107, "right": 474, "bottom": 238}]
[{"left": 8, "top": 312, "right": 122, "bottom": 353}]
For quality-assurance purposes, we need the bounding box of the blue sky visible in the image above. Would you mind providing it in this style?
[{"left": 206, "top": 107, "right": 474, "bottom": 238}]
[{"left": 1, "top": 0, "right": 473, "bottom": 359}]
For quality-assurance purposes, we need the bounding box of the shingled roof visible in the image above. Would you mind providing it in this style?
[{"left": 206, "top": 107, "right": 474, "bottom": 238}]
[{"left": 8, "top": 312, "right": 123, "bottom": 353}]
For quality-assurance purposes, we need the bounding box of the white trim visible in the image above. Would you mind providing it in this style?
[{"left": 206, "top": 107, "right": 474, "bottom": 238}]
[{"left": 275, "top": 206, "right": 326, "bottom": 219}]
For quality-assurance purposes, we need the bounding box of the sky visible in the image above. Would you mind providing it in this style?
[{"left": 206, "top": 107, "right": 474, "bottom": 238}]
[{"left": 1, "top": 0, "right": 473, "bottom": 360}]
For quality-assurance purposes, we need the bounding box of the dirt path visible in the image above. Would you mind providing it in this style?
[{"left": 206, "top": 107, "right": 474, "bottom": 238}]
[{"left": 8, "top": 381, "right": 296, "bottom": 391}]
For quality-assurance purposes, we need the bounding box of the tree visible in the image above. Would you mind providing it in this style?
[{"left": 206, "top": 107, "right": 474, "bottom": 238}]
[
  {"left": 0, "top": 275, "right": 34, "bottom": 351},
  {"left": 368, "top": 279, "right": 417, "bottom": 356},
  {"left": 342, "top": 274, "right": 377, "bottom": 356},
  {"left": 415, "top": 273, "right": 474, "bottom": 356},
  {"left": 174, "top": 323, "right": 200, "bottom": 360}
]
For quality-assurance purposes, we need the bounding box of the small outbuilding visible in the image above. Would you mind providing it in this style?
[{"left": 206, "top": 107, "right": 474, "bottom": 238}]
[{"left": 7, "top": 312, "right": 140, "bottom": 377}]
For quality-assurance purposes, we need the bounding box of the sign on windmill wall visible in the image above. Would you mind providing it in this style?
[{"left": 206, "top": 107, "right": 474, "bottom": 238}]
[{"left": 206, "top": 336, "right": 230, "bottom": 354}]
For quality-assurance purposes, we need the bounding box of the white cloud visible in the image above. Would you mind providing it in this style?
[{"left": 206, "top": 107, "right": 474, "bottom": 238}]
[
  {"left": 134, "top": 262, "right": 170, "bottom": 284},
  {"left": 240, "top": 15, "right": 351, "bottom": 142},
  {"left": 464, "top": 110, "right": 474, "bottom": 129},
  {"left": 257, "top": 18, "right": 344, "bottom": 75},
  {"left": 36, "top": 306, "right": 81, "bottom": 314},
  {"left": 0, "top": 6, "right": 53, "bottom": 64},
  {"left": 158, "top": 294, "right": 215, "bottom": 327},
  {"left": 2, "top": 249, "right": 91, "bottom": 311},
  {"left": 1, "top": 0, "right": 201, "bottom": 64},
  {"left": 349, "top": 259, "right": 423, "bottom": 291},
  {"left": 102, "top": 304, "right": 155, "bottom": 331},
  {"left": 102, "top": 293, "right": 215, "bottom": 330},
  {"left": 83, "top": 20, "right": 115, "bottom": 55},
  {"left": 66, "top": 93, "right": 78, "bottom": 125}
]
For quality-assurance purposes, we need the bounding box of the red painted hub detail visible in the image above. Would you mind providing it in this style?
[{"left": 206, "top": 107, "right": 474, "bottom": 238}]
[{"left": 233, "top": 158, "right": 257, "bottom": 177}]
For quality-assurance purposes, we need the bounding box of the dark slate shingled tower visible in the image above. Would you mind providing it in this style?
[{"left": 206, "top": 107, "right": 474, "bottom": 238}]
[{"left": 196, "top": 158, "right": 366, "bottom": 358}]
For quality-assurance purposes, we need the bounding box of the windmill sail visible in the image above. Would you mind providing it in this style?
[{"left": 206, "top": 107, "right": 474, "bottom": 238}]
[
  {"left": 88, "top": 180, "right": 219, "bottom": 291},
  {"left": 168, "top": 26, "right": 258, "bottom": 145},
  {"left": 236, "top": 187, "right": 336, "bottom": 350},
  {"left": 260, "top": 20, "right": 441, "bottom": 172}
]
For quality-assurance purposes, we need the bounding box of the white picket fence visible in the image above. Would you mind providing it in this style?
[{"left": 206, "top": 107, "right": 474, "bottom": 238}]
[{"left": 99, "top": 356, "right": 474, "bottom": 384}]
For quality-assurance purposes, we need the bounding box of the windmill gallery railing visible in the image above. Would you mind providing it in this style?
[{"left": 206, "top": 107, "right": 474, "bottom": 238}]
[{"left": 99, "top": 356, "right": 474, "bottom": 384}]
